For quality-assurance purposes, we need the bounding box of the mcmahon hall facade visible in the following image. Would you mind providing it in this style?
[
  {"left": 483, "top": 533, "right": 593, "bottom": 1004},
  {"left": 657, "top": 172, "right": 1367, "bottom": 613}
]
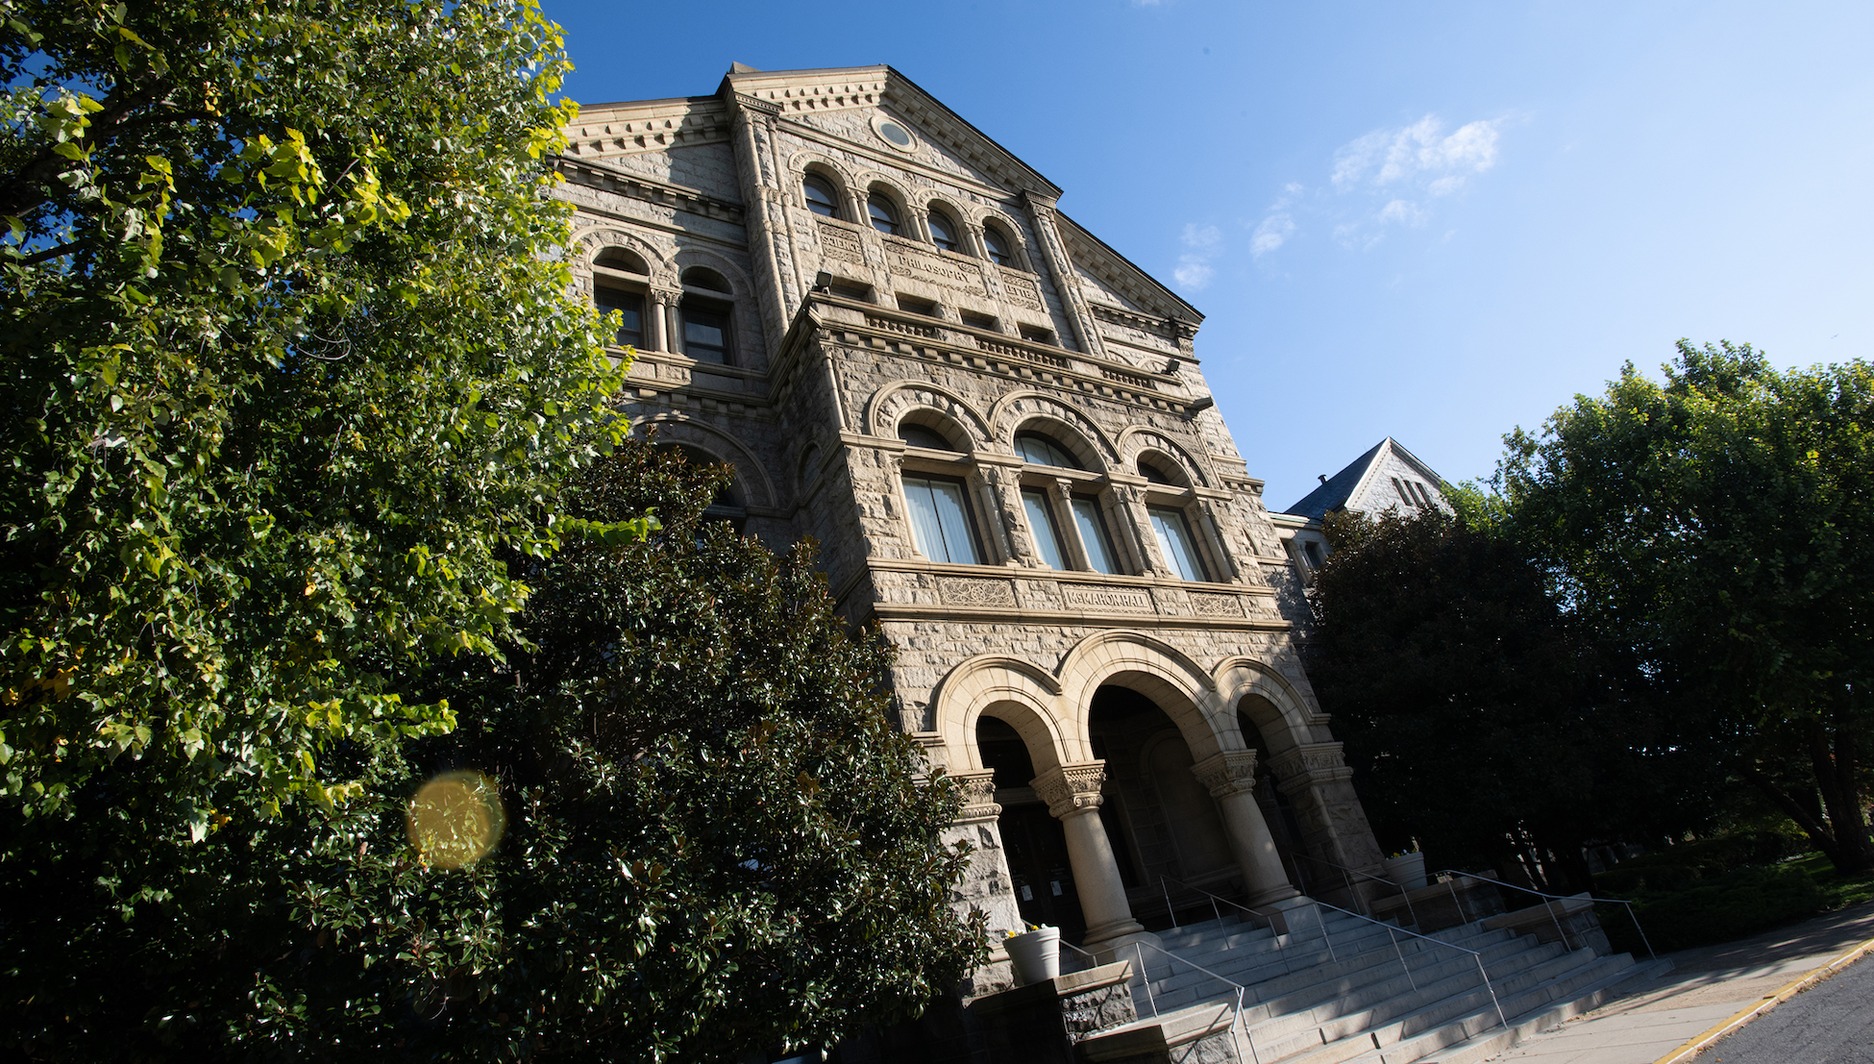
[{"left": 556, "top": 64, "right": 1386, "bottom": 981}]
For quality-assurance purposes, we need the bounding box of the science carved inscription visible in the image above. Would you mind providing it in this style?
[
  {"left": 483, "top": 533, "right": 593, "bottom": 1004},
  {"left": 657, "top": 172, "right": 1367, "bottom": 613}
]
[{"left": 816, "top": 220, "right": 865, "bottom": 265}]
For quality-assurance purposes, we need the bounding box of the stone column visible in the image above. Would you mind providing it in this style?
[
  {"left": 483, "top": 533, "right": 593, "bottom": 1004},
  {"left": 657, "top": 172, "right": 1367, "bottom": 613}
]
[
  {"left": 1191, "top": 750, "right": 1301, "bottom": 907},
  {"left": 1020, "top": 191, "right": 1109, "bottom": 361},
  {"left": 1112, "top": 482, "right": 1161, "bottom": 578},
  {"left": 647, "top": 285, "right": 680, "bottom": 354},
  {"left": 1031, "top": 761, "right": 1146, "bottom": 951}
]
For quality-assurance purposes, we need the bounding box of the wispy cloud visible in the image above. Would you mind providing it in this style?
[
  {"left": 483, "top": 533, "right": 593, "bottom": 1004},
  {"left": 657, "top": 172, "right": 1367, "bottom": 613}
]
[
  {"left": 1251, "top": 113, "right": 1512, "bottom": 258},
  {"left": 1173, "top": 223, "right": 1222, "bottom": 290}
]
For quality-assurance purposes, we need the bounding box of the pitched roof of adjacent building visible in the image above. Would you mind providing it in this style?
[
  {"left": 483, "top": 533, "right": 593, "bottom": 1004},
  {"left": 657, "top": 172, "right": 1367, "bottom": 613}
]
[{"left": 1283, "top": 437, "right": 1447, "bottom": 519}]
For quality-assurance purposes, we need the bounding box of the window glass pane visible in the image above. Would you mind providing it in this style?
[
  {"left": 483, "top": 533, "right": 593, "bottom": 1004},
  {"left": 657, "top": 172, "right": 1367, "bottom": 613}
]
[
  {"left": 1150, "top": 507, "right": 1208, "bottom": 581},
  {"left": 899, "top": 424, "right": 954, "bottom": 451},
  {"left": 803, "top": 175, "right": 838, "bottom": 217},
  {"left": 1022, "top": 489, "right": 1069, "bottom": 570},
  {"left": 1015, "top": 432, "right": 1079, "bottom": 469},
  {"left": 928, "top": 210, "right": 958, "bottom": 251},
  {"left": 595, "top": 286, "right": 644, "bottom": 348},
  {"left": 681, "top": 304, "right": 731, "bottom": 364},
  {"left": 905, "top": 475, "right": 981, "bottom": 564},
  {"left": 983, "top": 226, "right": 1013, "bottom": 266},
  {"left": 868, "top": 194, "right": 900, "bottom": 235},
  {"left": 1072, "top": 497, "right": 1120, "bottom": 575}
]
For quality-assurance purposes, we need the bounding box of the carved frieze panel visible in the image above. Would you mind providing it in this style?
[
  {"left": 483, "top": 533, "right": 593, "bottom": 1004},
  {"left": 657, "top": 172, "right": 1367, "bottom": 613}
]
[
  {"left": 940, "top": 576, "right": 1017, "bottom": 608},
  {"left": 1188, "top": 592, "right": 1245, "bottom": 619}
]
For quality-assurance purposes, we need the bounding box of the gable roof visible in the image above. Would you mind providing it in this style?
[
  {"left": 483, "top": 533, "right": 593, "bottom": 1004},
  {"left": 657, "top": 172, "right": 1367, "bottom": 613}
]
[{"left": 1283, "top": 437, "right": 1446, "bottom": 519}]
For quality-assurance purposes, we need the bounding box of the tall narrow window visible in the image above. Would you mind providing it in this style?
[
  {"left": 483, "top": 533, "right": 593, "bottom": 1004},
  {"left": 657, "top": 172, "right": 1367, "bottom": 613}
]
[
  {"left": 803, "top": 173, "right": 840, "bottom": 218},
  {"left": 594, "top": 286, "right": 644, "bottom": 348},
  {"left": 680, "top": 300, "right": 732, "bottom": 363},
  {"left": 904, "top": 474, "right": 982, "bottom": 564},
  {"left": 928, "top": 208, "right": 960, "bottom": 252},
  {"left": 1071, "top": 497, "right": 1121, "bottom": 575},
  {"left": 1150, "top": 507, "right": 1209, "bottom": 582},
  {"left": 983, "top": 223, "right": 1015, "bottom": 267},
  {"left": 1022, "top": 489, "right": 1070, "bottom": 570},
  {"left": 867, "top": 192, "right": 901, "bottom": 235}
]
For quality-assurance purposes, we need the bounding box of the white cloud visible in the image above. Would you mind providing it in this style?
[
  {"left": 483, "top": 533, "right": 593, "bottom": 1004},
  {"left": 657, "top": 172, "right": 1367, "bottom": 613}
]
[
  {"left": 1173, "top": 223, "right": 1222, "bottom": 290},
  {"left": 1335, "top": 114, "right": 1502, "bottom": 193},
  {"left": 1377, "top": 199, "right": 1426, "bottom": 227},
  {"left": 1251, "top": 213, "right": 1295, "bottom": 256}
]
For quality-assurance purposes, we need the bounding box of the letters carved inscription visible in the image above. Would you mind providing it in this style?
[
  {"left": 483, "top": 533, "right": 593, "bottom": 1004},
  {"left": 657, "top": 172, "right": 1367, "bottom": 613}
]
[
  {"left": 817, "top": 220, "right": 864, "bottom": 265},
  {"left": 885, "top": 243, "right": 982, "bottom": 296},
  {"left": 1060, "top": 585, "right": 1153, "bottom": 613},
  {"left": 1000, "top": 272, "right": 1044, "bottom": 311}
]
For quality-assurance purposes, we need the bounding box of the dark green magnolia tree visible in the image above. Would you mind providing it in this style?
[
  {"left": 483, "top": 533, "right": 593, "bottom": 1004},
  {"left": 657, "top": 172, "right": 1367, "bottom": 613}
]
[
  {"left": 1501, "top": 342, "right": 1874, "bottom": 872},
  {"left": 1306, "top": 505, "right": 1681, "bottom": 889},
  {"left": 391, "top": 444, "right": 987, "bottom": 1061}
]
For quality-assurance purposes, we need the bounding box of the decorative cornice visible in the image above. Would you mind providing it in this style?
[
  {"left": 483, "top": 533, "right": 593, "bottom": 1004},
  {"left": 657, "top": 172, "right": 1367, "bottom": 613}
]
[
  {"left": 1031, "top": 761, "right": 1106, "bottom": 819},
  {"left": 1190, "top": 750, "right": 1260, "bottom": 798},
  {"left": 555, "top": 157, "right": 744, "bottom": 224}
]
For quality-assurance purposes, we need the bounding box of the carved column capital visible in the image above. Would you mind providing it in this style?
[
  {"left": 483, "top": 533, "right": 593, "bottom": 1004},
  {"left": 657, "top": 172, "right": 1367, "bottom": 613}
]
[
  {"left": 949, "top": 769, "right": 1001, "bottom": 824},
  {"left": 1032, "top": 760, "right": 1106, "bottom": 819},
  {"left": 1190, "top": 749, "right": 1260, "bottom": 798}
]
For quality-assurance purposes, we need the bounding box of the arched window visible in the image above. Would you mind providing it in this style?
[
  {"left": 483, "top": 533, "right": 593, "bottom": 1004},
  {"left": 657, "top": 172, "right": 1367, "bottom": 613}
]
[
  {"left": 867, "top": 191, "right": 902, "bottom": 235},
  {"left": 982, "top": 222, "right": 1017, "bottom": 267},
  {"left": 1014, "top": 429, "right": 1123, "bottom": 575},
  {"left": 1137, "top": 450, "right": 1216, "bottom": 581},
  {"left": 678, "top": 267, "right": 734, "bottom": 365},
  {"left": 803, "top": 173, "right": 841, "bottom": 218},
  {"left": 593, "top": 247, "right": 650, "bottom": 350},
  {"left": 899, "top": 416, "right": 986, "bottom": 565},
  {"left": 927, "top": 206, "right": 961, "bottom": 252},
  {"left": 899, "top": 422, "right": 958, "bottom": 451}
]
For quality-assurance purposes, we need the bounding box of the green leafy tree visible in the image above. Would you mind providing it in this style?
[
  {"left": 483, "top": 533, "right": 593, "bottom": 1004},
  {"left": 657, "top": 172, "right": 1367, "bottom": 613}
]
[
  {"left": 1307, "top": 506, "right": 1678, "bottom": 889},
  {"left": 1501, "top": 342, "right": 1874, "bottom": 872}
]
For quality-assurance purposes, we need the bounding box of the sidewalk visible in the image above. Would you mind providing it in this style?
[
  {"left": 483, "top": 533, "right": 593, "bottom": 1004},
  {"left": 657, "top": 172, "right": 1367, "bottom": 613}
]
[{"left": 1480, "top": 902, "right": 1874, "bottom": 1063}]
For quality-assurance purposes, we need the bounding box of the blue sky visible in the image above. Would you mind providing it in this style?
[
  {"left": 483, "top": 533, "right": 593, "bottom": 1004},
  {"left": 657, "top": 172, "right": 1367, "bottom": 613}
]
[{"left": 541, "top": 1, "right": 1874, "bottom": 511}]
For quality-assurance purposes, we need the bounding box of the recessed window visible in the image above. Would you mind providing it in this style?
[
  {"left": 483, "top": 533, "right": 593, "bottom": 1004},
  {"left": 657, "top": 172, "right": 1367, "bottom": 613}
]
[
  {"left": 960, "top": 310, "right": 998, "bottom": 331},
  {"left": 1139, "top": 457, "right": 1187, "bottom": 486},
  {"left": 828, "top": 278, "right": 873, "bottom": 302},
  {"left": 982, "top": 223, "right": 1016, "bottom": 267},
  {"left": 1071, "top": 497, "right": 1121, "bottom": 575},
  {"left": 1149, "top": 506, "right": 1209, "bottom": 582},
  {"left": 594, "top": 285, "right": 645, "bottom": 348},
  {"left": 903, "top": 474, "right": 982, "bottom": 564},
  {"left": 803, "top": 173, "right": 841, "bottom": 218},
  {"left": 899, "top": 423, "right": 955, "bottom": 451},
  {"left": 1392, "top": 476, "right": 1416, "bottom": 508},
  {"left": 867, "top": 192, "right": 901, "bottom": 235},
  {"left": 896, "top": 293, "right": 939, "bottom": 317},
  {"left": 1018, "top": 324, "right": 1055, "bottom": 345},
  {"left": 680, "top": 300, "right": 732, "bottom": 364},
  {"left": 1412, "top": 480, "right": 1435, "bottom": 508},
  {"left": 928, "top": 208, "right": 961, "bottom": 252},
  {"left": 1014, "top": 432, "right": 1081, "bottom": 470},
  {"left": 1022, "top": 489, "right": 1071, "bottom": 570}
]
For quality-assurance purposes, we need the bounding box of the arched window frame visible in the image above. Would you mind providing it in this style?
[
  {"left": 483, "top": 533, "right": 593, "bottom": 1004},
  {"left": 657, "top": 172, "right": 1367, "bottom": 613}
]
[
  {"left": 677, "top": 266, "right": 736, "bottom": 365},
  {"left": 591, "top": 246, "right": 652, "bottom": 351},
  {"left": 896, "top": 413, "right": 996, "bottom": 567},
  {"left": 802, "top": 170, "right": 844, "bottom": 220},
  {"left": 980, "top": 218, "right": 1026, "bottom": 270},
  {"left": 1012, "top": 427, "right": 1129, "bottom": 576},
  {"left": 926, "top": 202, "right": 964, "bottom": 254},
  {"left": 866, "top": 185, "right": 905, "bottom": 236},
  {"left": 1134, "top": 451, "right": 1225, "bottom": 583}
]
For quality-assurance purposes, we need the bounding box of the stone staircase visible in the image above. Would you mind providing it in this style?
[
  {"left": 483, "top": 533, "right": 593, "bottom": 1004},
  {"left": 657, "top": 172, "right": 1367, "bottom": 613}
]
[{"left": 1078, "top": 905, "right": 1664, "bottom": 1063}]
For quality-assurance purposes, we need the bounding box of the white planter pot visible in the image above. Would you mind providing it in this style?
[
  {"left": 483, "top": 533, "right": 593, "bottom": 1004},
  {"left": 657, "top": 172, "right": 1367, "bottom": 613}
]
[
  {"left": 1383, "top": 852, "right": 1429, "bottom": 890},
  {"left": 1006, "top": 927, "right": 1061, "bottom": 985}
]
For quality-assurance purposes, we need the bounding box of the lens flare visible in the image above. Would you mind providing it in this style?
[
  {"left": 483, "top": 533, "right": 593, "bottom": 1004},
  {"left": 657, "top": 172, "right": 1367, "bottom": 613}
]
[{"left": 406, "top": 770, "right": 506, "bottom": 869}]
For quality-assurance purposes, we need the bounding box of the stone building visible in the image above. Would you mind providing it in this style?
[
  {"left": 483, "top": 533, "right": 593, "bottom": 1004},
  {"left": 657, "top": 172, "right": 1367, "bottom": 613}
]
[
  {"left": 555, "top": 63, "right": 1387, "bottom": 977},
  {"left": 1272, "top": 436, "right": 1453, "bottom": 581}
]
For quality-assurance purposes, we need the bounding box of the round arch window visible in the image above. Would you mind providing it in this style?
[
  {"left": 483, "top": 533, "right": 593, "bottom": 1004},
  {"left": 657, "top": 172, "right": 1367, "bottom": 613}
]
[{"left": 867, "top": 193, "right": 902, "bottom": 235}]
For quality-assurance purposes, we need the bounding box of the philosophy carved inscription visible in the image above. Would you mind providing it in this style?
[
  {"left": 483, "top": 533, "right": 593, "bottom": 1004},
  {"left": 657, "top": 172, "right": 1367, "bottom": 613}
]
[
  {"left": 886, "top": 243, "right": 981, "bottom": 295},
  {"left": 940, "top": 576, "right": 1016, "bottom": 607},
  {"left": 1060, "top": 585, "right": 1153, "bottom": 613},
  {"left": 816, "top": 220, "right": 864, "bottom": 265},
  {"left": 1000, "top": 272, "right": 1044, "bottom": 311}
]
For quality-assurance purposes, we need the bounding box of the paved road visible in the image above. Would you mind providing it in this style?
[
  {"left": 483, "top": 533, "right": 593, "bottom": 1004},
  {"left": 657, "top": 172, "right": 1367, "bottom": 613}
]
[{"left": 1696, "top": 951, "right": 1874, "bottom": 1063}]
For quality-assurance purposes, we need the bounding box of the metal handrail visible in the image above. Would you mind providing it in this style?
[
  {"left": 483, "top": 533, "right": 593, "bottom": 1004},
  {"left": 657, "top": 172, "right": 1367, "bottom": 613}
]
[
  {"left": 1128, "top": 938, "right": 1262, "bottom": 1064},
  {"left": 1157, "top": 874, "right": 1329, "bottom": 970},
  {"left": 1434, "top": 869, "right": 1655, "bottom": 959},
  {"left": 1310, "top": 898, "right": 1510, "bottom": 1033},
  {"left": 1291, "top": 851, "right": 1421, "bottom": 928}
]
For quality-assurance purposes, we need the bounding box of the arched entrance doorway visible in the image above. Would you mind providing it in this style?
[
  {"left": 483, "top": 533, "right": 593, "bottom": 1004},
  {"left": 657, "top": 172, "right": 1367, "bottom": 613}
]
[
  {"left": 1088, "top": 685, "right": 1238, "bottom": 924},
  {"left": 1237, "top": 697, "right": 1312, "bottom": 891},
  {"left": 975, "top": 716, "right": 1086, "bottom": 937}
]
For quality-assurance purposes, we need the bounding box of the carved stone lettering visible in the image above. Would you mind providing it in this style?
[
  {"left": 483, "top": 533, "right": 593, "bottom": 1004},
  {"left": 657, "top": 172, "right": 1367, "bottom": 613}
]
[
  {"left": 1000, "top": 272, "right": 1044, "bottom": 311},
  {"left": 817, "top": 220, "right": 864, "bottom": 265},
  {"left": 886, "top": 244, "right": 982, "bottom": 295},
  {"left": 1060, "top": 585, "right": 1153, "bottom": 613}
]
